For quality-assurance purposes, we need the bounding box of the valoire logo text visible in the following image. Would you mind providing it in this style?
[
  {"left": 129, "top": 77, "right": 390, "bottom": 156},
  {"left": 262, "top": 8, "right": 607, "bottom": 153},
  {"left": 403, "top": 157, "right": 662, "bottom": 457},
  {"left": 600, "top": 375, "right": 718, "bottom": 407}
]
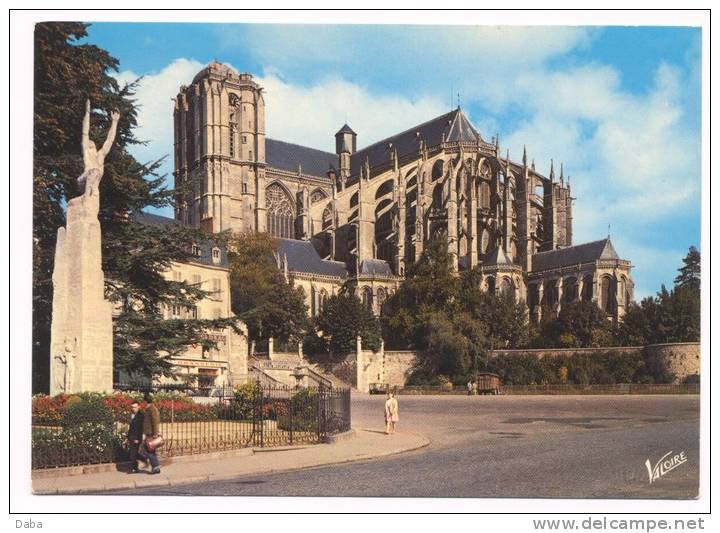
[{"left": 645, "top": 451, "right": 687, "bottom": 484}]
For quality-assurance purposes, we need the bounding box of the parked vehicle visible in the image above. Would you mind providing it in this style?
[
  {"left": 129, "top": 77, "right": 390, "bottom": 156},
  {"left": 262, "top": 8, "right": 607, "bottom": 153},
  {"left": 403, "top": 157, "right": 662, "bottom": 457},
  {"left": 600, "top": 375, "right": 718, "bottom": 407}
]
[
  {"left": 369, "top": 382, "right": 388, "bottom": 395},
  {"left": 476, "top": 372, "right": 501, "bottom": 395}
]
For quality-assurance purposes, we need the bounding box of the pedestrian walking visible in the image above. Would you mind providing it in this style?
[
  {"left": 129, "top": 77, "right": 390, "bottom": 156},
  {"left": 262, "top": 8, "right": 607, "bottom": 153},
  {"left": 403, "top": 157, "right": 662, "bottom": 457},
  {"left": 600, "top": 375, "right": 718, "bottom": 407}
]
[
  {"left": 141, "top": 393, "right": 162, "bottom": 474},
  {"left": 384, "top": 389, "right": 399, "bottom": 435},
  {"left": 467, "top": 380, "right": 473, "bottom": 395},
  {"left": 127, "top": 401, "right": 145, "bottom": 473},
  {"left": 472, "top": 381, "right": 478, "bottom": 396}
]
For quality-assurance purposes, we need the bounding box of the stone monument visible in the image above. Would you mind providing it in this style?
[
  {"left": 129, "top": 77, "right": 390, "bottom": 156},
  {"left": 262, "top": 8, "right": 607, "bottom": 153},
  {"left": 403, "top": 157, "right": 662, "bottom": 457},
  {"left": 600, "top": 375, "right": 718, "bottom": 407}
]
[{"left": 50, "top": 101, "right": 119, "bottom": 395}]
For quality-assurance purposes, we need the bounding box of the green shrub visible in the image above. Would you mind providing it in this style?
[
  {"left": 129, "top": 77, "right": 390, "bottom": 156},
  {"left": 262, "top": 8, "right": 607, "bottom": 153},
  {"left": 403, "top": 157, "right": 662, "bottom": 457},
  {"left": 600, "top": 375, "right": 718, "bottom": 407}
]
[
  {"left": 277, "top": 388, "right": 318, "bottom": 431},
  {"left": 231, "top": 382, "right": 261, "bottom": 419},
  {"left": 62, "top": 397, "right": 114, "bottom": 430}
]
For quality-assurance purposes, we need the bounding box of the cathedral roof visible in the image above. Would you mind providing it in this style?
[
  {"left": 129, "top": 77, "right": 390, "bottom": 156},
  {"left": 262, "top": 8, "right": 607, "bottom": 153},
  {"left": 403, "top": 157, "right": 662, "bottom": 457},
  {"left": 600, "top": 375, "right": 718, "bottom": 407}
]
[
  {"left": 484, "top": 246, "right": 513, "bottom": 266},
  {"left": 266, "top": 139, "right": 337, "bottom": 178},
  {"left": 531, "top": 238, "right": 621, "bottom": 272},
  {"left": 277, "top": 238, "right": 348, "bottom": 279},
  {"left": 335, "top": 123, "right": 356, "bottom": 136},
  {"left": 359, "top": 259, "right": 394, "bottom": 277},
  {"left": 349, "top": 108, "right": 483, "bottom": 176},
  {"left": 131, "top": 212, "right": 229, "bottom": 268}
]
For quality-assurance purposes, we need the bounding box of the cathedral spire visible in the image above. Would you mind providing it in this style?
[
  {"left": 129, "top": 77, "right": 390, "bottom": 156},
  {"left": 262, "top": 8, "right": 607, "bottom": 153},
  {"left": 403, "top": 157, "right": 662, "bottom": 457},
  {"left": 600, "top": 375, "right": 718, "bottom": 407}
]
[{"left": 522, "top": 145, "right": 527, "bottom": 167}]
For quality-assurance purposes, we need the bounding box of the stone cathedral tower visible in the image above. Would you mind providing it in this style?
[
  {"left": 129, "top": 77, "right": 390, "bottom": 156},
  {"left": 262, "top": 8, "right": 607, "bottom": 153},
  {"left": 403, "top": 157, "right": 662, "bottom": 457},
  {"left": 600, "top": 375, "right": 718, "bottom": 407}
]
[{"left": 174, "top": 61, "right": 267, "bottom": 233}]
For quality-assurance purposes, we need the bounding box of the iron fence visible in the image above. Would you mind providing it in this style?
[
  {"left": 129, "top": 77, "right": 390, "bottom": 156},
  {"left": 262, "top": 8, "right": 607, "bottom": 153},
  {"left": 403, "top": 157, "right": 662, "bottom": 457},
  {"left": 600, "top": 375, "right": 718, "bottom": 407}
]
[{"left": 31, "top": 382, "right": 351, "bottom": 470}]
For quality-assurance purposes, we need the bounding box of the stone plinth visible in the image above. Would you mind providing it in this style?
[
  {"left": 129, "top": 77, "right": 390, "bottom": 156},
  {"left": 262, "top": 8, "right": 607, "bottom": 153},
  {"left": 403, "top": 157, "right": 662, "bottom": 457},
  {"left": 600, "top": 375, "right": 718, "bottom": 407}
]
[{"left": 50, "top": 191, "right": 113, "bottom": 395}]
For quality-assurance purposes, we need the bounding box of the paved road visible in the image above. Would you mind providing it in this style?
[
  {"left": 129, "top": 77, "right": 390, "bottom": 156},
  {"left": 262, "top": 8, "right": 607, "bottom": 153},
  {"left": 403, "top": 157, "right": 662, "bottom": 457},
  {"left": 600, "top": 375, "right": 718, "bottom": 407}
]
[{"left": 107, "top": 394, "right": 699, "bottom": 498}]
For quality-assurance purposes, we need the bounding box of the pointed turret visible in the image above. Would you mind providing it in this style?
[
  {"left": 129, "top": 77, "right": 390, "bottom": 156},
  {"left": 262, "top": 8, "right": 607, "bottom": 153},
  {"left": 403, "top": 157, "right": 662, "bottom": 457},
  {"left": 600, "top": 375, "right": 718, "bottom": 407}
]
[
  {"left": 549, "top": 159, "right": 555, "bottom": 182},
  {"left": 522, "top": 145, "right": 528, "bottom": 167}
]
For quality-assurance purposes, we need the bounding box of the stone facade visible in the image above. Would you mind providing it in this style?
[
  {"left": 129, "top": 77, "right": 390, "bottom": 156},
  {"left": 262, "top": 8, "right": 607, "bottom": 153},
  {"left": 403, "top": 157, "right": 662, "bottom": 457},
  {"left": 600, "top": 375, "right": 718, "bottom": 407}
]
[
  {"left": 175, "top": 63, "right": 634, "bottom": 321},
  {"left": 130, "top": 213, "right": 250, "bottom": 388}
]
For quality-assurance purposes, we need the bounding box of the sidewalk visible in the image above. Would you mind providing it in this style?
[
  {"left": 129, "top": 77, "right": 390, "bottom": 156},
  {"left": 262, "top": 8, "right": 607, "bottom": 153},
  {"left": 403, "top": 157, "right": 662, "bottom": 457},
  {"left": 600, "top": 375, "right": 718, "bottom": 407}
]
[{"left": 32, "top": 429, "right": 429, "bottom": 494}]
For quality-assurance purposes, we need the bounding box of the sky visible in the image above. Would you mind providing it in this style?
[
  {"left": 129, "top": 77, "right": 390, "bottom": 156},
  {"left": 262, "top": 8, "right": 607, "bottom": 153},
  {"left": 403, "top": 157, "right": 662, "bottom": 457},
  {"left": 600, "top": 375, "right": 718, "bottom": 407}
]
[{"left": 82, "top": 22, "right": 702, "bottom": 300}]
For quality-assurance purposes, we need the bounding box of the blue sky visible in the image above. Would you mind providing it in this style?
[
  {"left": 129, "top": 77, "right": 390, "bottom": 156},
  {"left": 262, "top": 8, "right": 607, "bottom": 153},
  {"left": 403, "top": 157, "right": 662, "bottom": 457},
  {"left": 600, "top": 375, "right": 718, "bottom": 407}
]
[{"left": 83, "top": 23, "right": 701, "bottom": 299}]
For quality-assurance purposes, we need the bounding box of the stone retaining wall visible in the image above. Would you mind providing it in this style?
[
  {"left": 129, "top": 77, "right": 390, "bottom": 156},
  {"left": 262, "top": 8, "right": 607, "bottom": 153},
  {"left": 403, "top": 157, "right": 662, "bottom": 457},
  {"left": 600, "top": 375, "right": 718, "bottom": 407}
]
[{"left": 349, "top": 340, "right": 700, "bottom": 390}]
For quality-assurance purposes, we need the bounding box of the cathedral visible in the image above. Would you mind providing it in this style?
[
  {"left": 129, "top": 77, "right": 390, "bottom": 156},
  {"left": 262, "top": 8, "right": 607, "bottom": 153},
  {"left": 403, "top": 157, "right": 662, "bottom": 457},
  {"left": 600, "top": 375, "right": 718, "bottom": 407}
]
[{"left": 172, "top": 61, "right": 634, "bottom": 323}]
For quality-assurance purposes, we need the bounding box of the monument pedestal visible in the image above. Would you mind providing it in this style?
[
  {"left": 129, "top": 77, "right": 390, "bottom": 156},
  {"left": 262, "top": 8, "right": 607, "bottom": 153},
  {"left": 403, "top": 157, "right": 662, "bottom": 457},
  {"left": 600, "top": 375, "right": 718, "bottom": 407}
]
[{"left": 50, "top": 191, "right": 113, "bottom": 395}]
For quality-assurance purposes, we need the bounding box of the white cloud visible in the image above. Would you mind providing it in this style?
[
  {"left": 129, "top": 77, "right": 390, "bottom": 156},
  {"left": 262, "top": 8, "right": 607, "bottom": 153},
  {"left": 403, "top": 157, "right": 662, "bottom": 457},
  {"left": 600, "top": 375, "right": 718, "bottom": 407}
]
[
  {"left": 258, "top": 71, "right": 447, "bottom": 151},
  {"left": 116, "top": 57, "right": 206, "bottom": 162}
]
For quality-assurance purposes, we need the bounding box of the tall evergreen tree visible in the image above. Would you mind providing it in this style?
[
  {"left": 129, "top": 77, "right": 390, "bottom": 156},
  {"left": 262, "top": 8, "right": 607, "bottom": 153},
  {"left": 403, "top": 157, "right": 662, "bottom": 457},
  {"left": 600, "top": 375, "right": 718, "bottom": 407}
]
[
  {"left": 674, "top": 246, "right": 701, "bottom": 291},
  {"left": 33, "top": 22, "right": 235, "bottom": 390}
]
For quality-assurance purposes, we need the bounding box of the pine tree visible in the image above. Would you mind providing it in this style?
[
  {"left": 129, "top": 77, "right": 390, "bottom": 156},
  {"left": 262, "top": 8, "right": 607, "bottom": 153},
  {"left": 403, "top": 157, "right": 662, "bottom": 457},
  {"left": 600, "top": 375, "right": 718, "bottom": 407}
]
[
  {"left": 674, "top": 246, "right": 700, "bottom": 291},
  {"left": 33, "top": 22, "right": 236, "bottom": 390}
]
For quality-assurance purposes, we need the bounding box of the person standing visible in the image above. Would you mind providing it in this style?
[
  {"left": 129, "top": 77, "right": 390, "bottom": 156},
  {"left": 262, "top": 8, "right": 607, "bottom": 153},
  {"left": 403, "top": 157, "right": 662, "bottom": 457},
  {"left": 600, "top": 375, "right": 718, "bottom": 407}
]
[
  {"left": 467, "top": 380, "right": 473, "bottom": 395},
  {"left": 142, "top": 393, "right": 162, "bottom": 474},
  {"left": 384, "top": 389, "right": 399, "bottom": 435},
  {"left": 127, "top": 401, "right": 145, "bottom": 473}
]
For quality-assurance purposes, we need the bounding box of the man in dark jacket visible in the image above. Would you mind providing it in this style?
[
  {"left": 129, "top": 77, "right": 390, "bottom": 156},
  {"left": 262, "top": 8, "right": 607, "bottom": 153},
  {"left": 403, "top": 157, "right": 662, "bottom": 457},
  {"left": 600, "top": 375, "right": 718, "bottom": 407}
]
[
  {"left": 142, "top": 393, "right": 162, "bottom": 474},
  {"left": 127, "top": 401, "right": 145, "bottom": 473}
]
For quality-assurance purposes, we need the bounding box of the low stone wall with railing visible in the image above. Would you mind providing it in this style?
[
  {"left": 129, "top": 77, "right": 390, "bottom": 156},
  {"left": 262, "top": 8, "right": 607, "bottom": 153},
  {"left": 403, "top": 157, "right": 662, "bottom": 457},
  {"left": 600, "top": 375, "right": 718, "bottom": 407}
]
[{"left": 31, "top": 383, "right": 351, "bottom": 471}]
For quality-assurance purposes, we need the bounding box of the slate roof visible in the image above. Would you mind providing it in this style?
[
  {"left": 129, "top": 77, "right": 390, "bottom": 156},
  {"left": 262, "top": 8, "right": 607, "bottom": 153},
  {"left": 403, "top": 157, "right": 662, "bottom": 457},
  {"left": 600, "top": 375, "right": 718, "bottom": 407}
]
[
  {"left": 484, "top": 247, "right": 513, "bottom": 266},
  {"left": 131, "top": 211, "right": 229, "bottom": 268},
  {"left": 349, "top": 108, "right": 482, "bottom": 176},
  {"left": 359, "top": 259, "right": 394, "bottom": 277},
  {"left": 277, "top": 238, "right": 348, "bottom": 279},
  {"left": 336, "top": 123, "right": 356, "bottom": 135},
  {"left": 266, "top": 138, "right": 337, "bottom": 178},
  {"left": 531, "top": 239, "right": 621, "bottom": 272}
]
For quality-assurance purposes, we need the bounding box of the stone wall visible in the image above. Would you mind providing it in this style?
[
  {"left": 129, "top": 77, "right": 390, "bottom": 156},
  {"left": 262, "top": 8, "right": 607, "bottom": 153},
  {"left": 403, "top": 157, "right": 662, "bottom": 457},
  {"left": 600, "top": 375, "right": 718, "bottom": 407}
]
[
  {"left": 383, "top": 351, "right": 417, "bottom": 389},
  {"left": 644, "top": 343, "right": 700, "bottom": 383},
  {"left": 491, "top": 343, "right": 700, "bottom": 383},
  {"left": 346, "top": 340, "right": 701, "bottom": 391},
  {"left": 490, "top": 346, "right": 643, "bottom": 359}
]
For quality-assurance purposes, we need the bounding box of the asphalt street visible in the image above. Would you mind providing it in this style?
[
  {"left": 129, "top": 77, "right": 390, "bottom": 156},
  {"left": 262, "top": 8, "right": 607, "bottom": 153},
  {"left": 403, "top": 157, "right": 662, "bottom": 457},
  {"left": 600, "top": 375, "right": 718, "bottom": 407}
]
[{"left": 104, "top": 394, "right": 700, "bottom": 499}]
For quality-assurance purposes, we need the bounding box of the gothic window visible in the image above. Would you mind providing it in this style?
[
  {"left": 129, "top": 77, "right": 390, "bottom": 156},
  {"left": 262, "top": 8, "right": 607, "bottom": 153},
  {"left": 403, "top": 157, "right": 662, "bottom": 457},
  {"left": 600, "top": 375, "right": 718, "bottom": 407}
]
[
  {"left": 480, "top": 228, "right": 489, "bottom": 254},
  {"left": 563, "top": 277, "right": 578, "bottom": 303},
  {"left": 229, "top": 111, "right": 238, "bottom": 159},
  {"left": 500, "top": 277, "right": 516, "bottom": 301},
  {"left": 310, "top": 188, "right": 328, "bottom": 204},
  {"left": 319, "top": 289, "right": 328, "bottom": 313},
  {"left": 242, "top": 135, "right": 247, "bottom": 144},
  {"left": 266, "top": 183, "right": 295, "bottom": 238},
  {"left": 432, "top": 159, "right": 444, "bottom": 181},
  {"left": 601, "top": 275, "right": 616, "bottom": 314},
  {"left": 486, "top": 276, "right": 496, "bottom": 294},
  {"left": 479, "top": 181, "right": 491, "bottom": 210},
  {"left": 362, "top": 287, "right": 373, "bottom": 310},
  {"left": 479, "top": 161, "right": 492, "bottom": 180},
  {"left": 377, "top": 287, "right": 386, "bottom": 311},
  {"left": 322, "top": 204, "right": 333, "bottom": 230},
  {"left": 582, "top": 275, "right": 594, "bottom": 301}
]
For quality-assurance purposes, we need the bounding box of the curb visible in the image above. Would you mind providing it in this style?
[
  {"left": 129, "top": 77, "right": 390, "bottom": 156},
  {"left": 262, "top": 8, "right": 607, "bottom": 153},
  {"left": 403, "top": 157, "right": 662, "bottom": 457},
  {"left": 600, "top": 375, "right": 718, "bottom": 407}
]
[
  {"left": 33, "top": 429, "right": 428, "bottom": 494},
  {"left": 32, "top": 447, "right": 257, "bottom": 480},
  {"left": 324, "top": 428, "right": 356, "bottom": 444}
]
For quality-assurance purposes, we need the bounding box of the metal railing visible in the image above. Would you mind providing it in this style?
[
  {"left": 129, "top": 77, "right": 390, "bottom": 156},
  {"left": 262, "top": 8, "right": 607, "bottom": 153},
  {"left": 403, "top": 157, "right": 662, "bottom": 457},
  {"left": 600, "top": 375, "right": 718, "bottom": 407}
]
[{"left": 31, "top": 383, "right": 351, "bottom": 470}]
